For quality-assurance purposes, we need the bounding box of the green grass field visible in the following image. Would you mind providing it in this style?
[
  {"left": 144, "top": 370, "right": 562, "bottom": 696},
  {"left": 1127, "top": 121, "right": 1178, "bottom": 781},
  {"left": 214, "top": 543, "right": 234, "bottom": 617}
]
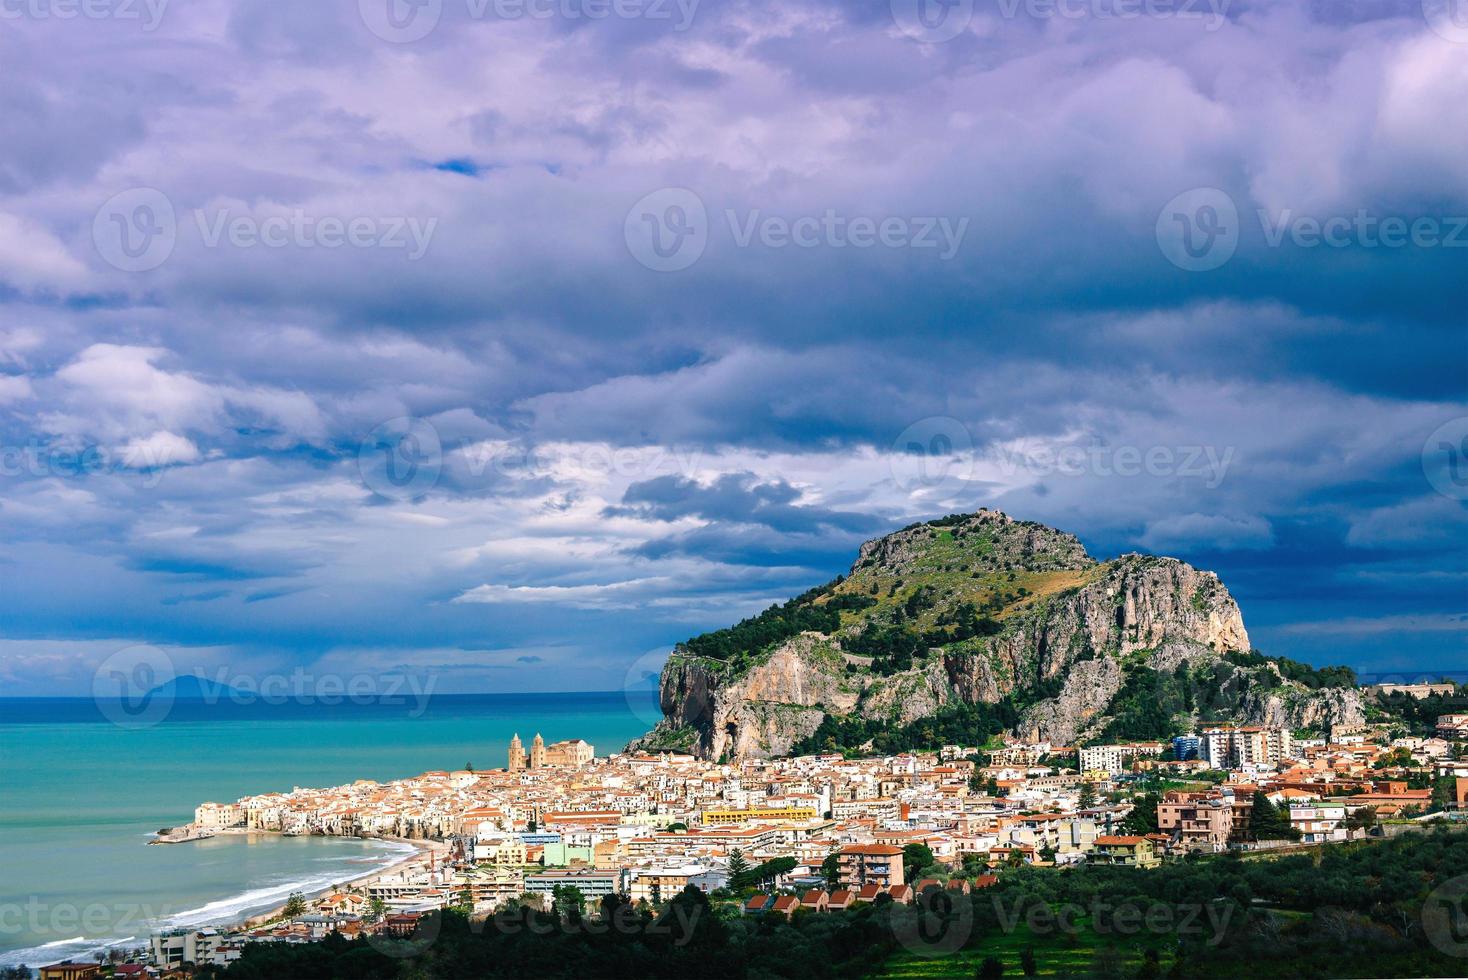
[{"left": 876, "top": 916, "right": 1174, "bottom": 978}]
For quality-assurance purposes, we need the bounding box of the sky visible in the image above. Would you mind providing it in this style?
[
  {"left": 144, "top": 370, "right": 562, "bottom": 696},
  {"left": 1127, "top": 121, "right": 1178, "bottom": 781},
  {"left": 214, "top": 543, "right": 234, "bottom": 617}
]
[{"left": 0, "top": 0, "right": 1464, "bottom": 698}]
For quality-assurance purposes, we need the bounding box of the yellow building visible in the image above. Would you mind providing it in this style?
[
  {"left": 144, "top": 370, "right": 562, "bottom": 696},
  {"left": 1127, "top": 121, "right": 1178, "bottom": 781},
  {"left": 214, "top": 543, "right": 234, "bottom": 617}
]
[
  {"left": 700, "top": 806, "right": 819, "bottom": 826},
  {"left": 1090, "top": 835, "right": 1160, "bottom": 868}
]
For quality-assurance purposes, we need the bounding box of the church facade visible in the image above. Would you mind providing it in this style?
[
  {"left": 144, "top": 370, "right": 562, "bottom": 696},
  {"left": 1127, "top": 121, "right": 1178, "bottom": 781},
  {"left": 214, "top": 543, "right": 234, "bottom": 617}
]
[{"left": 508, "top": 733, "right": 594, "bottom": 770}]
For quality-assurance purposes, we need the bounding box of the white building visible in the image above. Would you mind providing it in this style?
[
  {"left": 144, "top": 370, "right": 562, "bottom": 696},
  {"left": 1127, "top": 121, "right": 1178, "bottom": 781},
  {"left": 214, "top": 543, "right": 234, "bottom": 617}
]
[
  {"left": 1202, "top": 727, "right": 1294, "bottom": 767},
  {"left": 1288, "top": 804, "right": 1346, "bottom": 843},
  {"left": 1078, "top": 743, "right": 1165, "bottom": 776}
]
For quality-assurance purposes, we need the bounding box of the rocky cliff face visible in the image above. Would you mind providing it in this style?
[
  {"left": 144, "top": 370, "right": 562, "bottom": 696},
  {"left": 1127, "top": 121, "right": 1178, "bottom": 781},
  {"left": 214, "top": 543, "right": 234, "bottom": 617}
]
[{"left": 630, "top": 510, "right": 1364, "bottom": 758}]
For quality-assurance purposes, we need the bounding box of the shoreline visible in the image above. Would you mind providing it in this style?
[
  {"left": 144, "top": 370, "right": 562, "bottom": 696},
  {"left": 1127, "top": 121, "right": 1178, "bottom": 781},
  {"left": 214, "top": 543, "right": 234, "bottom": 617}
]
[
  {"left": 233, "top": 832, "right": 442, "bottom": 930},
  {"left": 0, "top": 833, "right": 442, "bottom": 971}
]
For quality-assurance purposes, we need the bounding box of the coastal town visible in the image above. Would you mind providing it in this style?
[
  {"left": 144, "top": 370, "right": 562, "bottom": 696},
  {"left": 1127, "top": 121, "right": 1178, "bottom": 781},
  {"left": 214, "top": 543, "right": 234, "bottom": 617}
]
[{"left": 31, "top": 706, "right": 1464, "bottom": 978}]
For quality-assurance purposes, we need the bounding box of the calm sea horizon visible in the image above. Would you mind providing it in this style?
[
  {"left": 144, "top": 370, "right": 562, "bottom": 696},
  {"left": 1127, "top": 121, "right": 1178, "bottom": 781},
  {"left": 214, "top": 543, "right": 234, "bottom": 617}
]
[{"left": 0, "top": 690, "right": 661, "bottom": 969}]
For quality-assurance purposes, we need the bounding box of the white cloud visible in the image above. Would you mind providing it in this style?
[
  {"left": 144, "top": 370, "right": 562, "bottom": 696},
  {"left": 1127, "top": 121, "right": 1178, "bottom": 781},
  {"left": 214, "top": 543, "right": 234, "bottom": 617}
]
[
  {"left": 1138, "top": 513, "right": 1275, "bottom": 552},
  {"left": 0, "top": 212, "right": 90, "bottom": 293},
  {"left": 120, "top": 431, "right": 202, "bottom": 468},
  {"left": 0, "top": 374, "right": 33, "bottom": 405}
]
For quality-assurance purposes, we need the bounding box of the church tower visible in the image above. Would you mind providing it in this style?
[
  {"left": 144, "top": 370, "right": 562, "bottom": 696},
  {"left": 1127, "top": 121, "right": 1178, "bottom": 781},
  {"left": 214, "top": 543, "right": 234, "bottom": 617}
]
[
  {"left": 530, "top": 732, "right": 546, "bottom": 769},
  {"left": 508, "top": 733, "right": 525, "bottom": 771}
]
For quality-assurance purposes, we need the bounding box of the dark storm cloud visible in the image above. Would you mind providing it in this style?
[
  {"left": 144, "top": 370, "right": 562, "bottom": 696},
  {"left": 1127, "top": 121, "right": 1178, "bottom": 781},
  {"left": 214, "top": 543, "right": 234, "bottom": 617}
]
[{"left": 0, "top": 0, "right": 1462, "bottom": 692}]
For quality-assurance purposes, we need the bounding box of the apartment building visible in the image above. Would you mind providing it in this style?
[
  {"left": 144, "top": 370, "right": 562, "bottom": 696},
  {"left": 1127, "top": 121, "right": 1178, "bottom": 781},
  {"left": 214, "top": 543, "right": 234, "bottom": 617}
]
[
  {"left": 1202, "top": 727, "right": 1293, "bottom": 767},
  {"left": 524, "top": 868, "right": 626, "bottom": 903},
  {"left": 1288, "top": 804, "right": 1347, "bottom": 843},
  {"left": 1090, "top": 836, "right": 1160, "bottom": 868},
  {"left": 836, "top": 844, "right": 905, "bottom": 888},
  {"left": 1078, "top": 742, "right": 1166, "bottom": 776},
  {"left": 1157, "top": 791, "right": 1234, "bottom": 852},
  {"left": 1437, "top": 715, "right": 1468, "bottom": 739}
]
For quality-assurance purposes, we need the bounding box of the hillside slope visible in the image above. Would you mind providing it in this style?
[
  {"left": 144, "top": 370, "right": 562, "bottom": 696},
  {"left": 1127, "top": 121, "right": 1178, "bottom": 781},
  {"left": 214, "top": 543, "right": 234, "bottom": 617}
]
[{"left": 629, "top": 510, "right": 1365, "bottom": 759}]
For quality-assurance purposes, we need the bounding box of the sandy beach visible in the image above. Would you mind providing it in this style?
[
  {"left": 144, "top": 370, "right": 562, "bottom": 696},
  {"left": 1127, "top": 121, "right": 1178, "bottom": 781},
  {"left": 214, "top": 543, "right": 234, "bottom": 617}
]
[{"left": 232, "top": 832, "right": 444, "bottom": 929}]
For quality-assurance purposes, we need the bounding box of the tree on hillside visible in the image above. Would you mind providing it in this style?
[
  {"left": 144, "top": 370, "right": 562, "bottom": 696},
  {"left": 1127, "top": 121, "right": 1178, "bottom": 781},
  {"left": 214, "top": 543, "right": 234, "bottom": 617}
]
[
  {"left": 751, "top": 856, "right": 797, "bottom": 889},
  {"left": 1249, "top": 791, "right": 1300, "bottom": 841},
  {"left": 727, "top": 849, "right": 751, "bottom": 890},
  {"left": 821, "top": 851, "right": 840, "bottom": 887},
  {"left": 1121, "top": 793, "right": 1161, "bottom": 835},
  {"left": 551, "top": 883, "right": 586, "bottom": 920},
  {"left": 281, "top": 892, "right": 307, "bottom": 919},
  {"left": 903, "top": 843, "right": 936, "bottom": 880},
  {"left": 1079, "top": 782, "right": 1097, "bottom": 809}
]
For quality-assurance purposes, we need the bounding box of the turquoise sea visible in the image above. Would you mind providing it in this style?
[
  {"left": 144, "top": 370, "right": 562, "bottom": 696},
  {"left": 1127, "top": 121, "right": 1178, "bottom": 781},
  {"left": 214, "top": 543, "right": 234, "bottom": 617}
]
[{"left": 0, "top": 691, "right": 659, "bottom": 970}]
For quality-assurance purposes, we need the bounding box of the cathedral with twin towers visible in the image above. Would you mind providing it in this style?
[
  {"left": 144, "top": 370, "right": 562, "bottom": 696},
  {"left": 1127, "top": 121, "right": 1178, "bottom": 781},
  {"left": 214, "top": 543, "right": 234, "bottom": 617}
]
[{"left": 508, "top": 732, "right": 595, "bottom": 770}]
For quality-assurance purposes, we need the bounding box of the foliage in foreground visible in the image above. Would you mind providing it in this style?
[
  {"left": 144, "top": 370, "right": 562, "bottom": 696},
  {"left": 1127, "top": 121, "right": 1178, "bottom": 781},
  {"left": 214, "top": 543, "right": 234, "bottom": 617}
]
[{"left": 204, "top": 829, "right": 1468, "bottom": 979}]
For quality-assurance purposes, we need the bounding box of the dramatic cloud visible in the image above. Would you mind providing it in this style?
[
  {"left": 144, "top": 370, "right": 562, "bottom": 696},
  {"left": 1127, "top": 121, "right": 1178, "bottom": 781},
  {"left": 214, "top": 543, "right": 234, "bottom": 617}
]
[{"left": 0, "top": 0, "right": 1463, "bottom": 694}]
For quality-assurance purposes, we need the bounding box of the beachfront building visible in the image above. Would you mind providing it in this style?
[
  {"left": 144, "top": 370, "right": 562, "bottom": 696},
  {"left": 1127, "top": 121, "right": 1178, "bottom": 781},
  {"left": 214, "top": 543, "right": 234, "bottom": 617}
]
[
  {"left": 194, "top": 801, "right": 245, "bottom": 829},
  {"left": 38, "top": 964, "right": 102, "bottom": 980},
  {"left": 150, "top": 928, "right": 245, "bottom": 969}
]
